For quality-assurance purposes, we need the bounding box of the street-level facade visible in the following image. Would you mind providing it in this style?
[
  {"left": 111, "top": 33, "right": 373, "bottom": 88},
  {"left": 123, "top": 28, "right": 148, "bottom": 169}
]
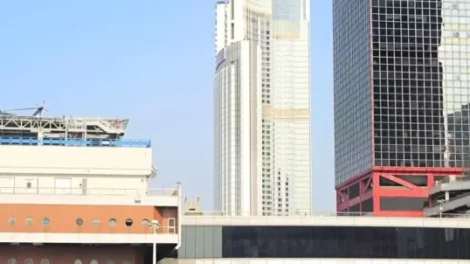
[{"left": 161, "top": 215, "right": 470, "bottom": 263}]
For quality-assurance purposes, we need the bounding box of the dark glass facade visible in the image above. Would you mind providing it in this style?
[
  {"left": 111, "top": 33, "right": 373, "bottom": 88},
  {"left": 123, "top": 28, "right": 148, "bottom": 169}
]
[
  {"left": 448, "top": 103, "right": 470, "bottom": 167},
  {"left": 372, "top": 0, "right": 444, "bottom": 168},
  {"left": 334, "top": 0, "right": 470, "bottom": 187},
  {"left": 333, "top": 0, "right": 373, "bottom": 186},
  {"left": 177, "top": 225, "right": 470, "bottom": 259}
]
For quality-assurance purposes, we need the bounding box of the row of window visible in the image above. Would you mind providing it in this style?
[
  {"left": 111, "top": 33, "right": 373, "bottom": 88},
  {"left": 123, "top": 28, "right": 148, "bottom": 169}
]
[
  {"left": 6, "top": 217, "right": 156, "bottom": 227},
  {"left": 7, "top": 259, "right": 131, "bottom": 264},
  {"left": 177, "top": 225, "right": 470, "bottom": 259}
]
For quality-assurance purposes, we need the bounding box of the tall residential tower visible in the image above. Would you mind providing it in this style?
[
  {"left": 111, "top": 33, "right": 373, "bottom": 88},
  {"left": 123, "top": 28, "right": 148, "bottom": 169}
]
[
  {"left": 334, "top": 0, "right": 469, "bottom": 216},
  {"left": 214, "top": 0, "right": 311, "bottom": 216}
]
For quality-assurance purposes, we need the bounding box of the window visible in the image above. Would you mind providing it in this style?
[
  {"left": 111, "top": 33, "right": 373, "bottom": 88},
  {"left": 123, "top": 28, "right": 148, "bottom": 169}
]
[
  {"left": 125, "top": 218, "right": 133, "bottom": 227},
  {"left": 168, "top": 218, "right": 176, "bottom": 234},
  {"left": 24, "top": 259, "right": 33, "bottom": 264},
  {"left": 74, "top": 259, "right": 82, "bottom": 264},
  {"left": 92, "top": 219, "right": 101, "bottom": 227},
  {"left": 8, "top": 218, "right": 16, "bottom": 226},
  {"left": 25, "top": 218, "right": 33, "bottom": 226},
  {"left": 76, "top": 218, "right": 83, "bottom": 226},
  {"left": 141, "top": 219, "right": 150, "bottom": 227},
  {"left": 7, "top": 258, "right": 17, "bottom": 264},
  {"left": 108, "top": 218, "right": 117, "bottom": 227},
  {"left": 90, "top": 260, "right": 98, "bottom": 264},
  {"left": 179, "top": 225, "right": 470, "bottom": 259},
  {"left": 223, "top": 226, "right": 470, "bottom": 258},
  {"left": 40, "top": 260, "right": 49, "bottom": 264},
  {"left": 42, "top": 218, "right": 50, "bottom": 226}
]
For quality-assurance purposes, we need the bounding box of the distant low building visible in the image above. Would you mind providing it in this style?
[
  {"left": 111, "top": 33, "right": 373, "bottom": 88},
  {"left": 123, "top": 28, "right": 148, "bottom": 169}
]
[{"left": 184, "top": 197, "right": 202, "bottom": 216}]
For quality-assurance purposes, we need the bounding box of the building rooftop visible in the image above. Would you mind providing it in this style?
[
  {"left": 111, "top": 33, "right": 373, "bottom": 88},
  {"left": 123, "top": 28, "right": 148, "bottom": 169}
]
[
  {"left": 182, "top": 212, "right": 470, "bottom": 228},
  {"left": 0, "top": 112, "right": 153, "bottom": 148}
]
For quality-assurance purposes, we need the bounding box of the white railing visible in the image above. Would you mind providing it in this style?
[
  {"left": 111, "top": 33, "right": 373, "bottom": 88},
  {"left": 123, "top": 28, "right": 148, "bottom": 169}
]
[
  {"left": 184, "top": 211, "right": 470, "bottom": 218},
  {"left": 0, "top": 187, "right": 179, "bottom": 196},
  {"left": 184, "top": 211, "right": 371, "bottom": 217}
]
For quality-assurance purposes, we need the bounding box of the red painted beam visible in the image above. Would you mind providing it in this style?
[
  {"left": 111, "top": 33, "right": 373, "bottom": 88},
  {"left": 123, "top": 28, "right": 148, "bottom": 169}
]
[
  {"left": 375, "top": 166, "right": 464, "bottom": 174},
  {"left": 380, "top": 174, "right": 418, "bottom": 190},
  {"left": 335, "top": 169, "right": 374, "bottom": 190},
  {"left": 377, "top": 188, "right": 428, "bottom": 198},
  {"left": 336, "top": 166, "right": 464, "bottom": 191},
  {"left": 374, "top": 210, "right": 424, "bottom": 217},
  {"left": 337, "top": 191, "right": 373, "bottom": 211},
  {"left": 360, "top": 190, "right": 373, "bottom": 200}
]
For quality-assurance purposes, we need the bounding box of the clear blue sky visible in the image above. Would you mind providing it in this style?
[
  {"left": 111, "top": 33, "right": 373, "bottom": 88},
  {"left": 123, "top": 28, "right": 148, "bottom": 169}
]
[{"left": 0, "top": 1, "right": 334, "bottom": 212}]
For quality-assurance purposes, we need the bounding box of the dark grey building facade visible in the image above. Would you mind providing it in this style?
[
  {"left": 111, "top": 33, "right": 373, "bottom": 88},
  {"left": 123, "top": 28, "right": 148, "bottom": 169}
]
[
  {"left": 334, "top": 0, "right": 469, "bottom": 214},
  {"left": 175, "top": 224, "right": 470, "bottom": 259},
  {"left": 333, "top": 0, "right": 373, "bottom": 187}
]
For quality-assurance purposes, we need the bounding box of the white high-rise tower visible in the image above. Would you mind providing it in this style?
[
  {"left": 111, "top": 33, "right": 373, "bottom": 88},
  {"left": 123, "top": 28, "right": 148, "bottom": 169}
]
[{"left": 214, "top": 0, "right": 311, "bottom": 216}]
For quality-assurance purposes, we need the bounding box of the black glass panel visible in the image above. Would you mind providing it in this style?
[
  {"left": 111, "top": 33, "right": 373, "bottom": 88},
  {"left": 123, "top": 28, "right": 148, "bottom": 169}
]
[
  {"left": 371, "top": 0, "right": 445, "bottom": 168},
  {"left": 221, "top": 226, "right": 470, "bottom": 259}
]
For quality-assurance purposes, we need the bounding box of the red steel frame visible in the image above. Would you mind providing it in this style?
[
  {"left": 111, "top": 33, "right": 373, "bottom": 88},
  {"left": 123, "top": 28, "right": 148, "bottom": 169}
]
[{"left": 336, "top": 166, "right": 464, "bottom": 217}]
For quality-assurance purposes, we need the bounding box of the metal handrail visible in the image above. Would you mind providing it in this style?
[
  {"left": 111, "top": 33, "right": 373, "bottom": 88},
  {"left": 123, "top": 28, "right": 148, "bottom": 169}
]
[
  {"left": 183, "top": 211, "right": 470, "bottom": 218},
  {"left": 0, "top": 187, "right": 179, "bottom": 196}
]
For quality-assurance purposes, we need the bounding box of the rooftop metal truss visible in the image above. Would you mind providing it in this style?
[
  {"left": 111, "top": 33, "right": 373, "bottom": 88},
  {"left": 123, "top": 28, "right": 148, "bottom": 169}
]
[{"left": 0, "top": 115, "right": 129, "bottom": 140}]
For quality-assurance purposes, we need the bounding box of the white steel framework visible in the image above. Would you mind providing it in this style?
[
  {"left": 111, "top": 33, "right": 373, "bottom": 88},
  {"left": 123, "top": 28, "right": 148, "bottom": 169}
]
[{"left": 0, "top": 115, "right": 129, "bottom": 140}]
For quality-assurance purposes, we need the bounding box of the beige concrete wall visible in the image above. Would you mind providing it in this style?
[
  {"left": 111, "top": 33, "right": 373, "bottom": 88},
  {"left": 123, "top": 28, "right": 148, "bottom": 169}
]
[
  {"left": 0, "top": 145, "right": 152, "bottom": 176},
  {"left": 0, "top": 174, "right": 150, "bottom": 195}
]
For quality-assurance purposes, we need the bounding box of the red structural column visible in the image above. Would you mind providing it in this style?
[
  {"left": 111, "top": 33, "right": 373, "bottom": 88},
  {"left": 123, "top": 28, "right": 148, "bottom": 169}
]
[{"left": 372, "top": 172, "right": 381, "bottom": 213}]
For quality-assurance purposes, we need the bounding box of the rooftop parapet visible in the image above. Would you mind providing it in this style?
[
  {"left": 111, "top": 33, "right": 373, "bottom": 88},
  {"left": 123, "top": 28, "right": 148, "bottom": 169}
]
[
  {"left": 0, "top": 137, "right": 151, "bottom": 148},
  {"left": 0, "top": 187, "right": 179, "bottom": 196},
  {"left": 184, "top": 211, "right": 470, "bottom": 219},
  {"left": 183, "top": 211, "right": 376, "bottom": 217},
  {"left": 183, "top": 211, "right": 470, "bottom": 220},
  {"left": 0, "top": 187, "right": 181, "bottom": 208}
]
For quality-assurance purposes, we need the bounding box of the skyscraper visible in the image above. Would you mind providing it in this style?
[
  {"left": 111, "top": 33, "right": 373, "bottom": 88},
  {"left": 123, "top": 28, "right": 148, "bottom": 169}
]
[
  {"left": 214, "top": 0, "right": 311, "bottom": 216},
  {"left": 333, "top": 0, "right": 468, "bottom": 216}
]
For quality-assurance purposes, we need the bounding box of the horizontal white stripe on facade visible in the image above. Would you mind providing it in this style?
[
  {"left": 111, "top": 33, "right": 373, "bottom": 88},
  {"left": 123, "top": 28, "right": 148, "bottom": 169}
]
[
  {"left": 182, "top": 215, "right": 470, "bottom": 229},
  {"left": 161, "top": 259, "right": 470, "bottom": 264},
  {"left": 0, "top": 233, "right": 178, "bottom": 244}
]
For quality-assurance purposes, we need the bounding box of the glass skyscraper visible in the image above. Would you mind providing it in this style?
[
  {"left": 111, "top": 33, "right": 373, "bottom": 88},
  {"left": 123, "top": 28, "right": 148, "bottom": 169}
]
[
  {"left": 214, "top": 0, "right": 311, "bottom": 216},
  {"left": 334, "top": 0, "right": 469, "bottom": 216}
]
